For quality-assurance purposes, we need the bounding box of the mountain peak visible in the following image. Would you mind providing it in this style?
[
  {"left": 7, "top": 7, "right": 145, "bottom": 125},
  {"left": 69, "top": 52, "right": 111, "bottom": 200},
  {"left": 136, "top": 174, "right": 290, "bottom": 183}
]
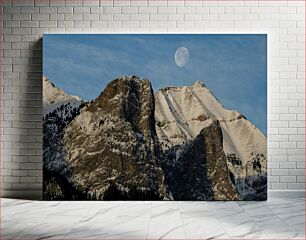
[
  {"left": 43, "top": 76, "right": 82, "bottom": 105},
  {"left": 43, "top": 76, "right": 82, "bottom": 116},
  {"left": 192, "top": 80, "right": 206, "bottom": 88}
]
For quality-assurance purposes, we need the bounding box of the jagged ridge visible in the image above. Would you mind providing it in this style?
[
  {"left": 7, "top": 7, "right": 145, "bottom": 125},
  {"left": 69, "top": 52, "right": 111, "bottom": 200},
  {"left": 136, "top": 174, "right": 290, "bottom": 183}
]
[{"left": 43, "top": 76, "right": 267, "bottom": 201}]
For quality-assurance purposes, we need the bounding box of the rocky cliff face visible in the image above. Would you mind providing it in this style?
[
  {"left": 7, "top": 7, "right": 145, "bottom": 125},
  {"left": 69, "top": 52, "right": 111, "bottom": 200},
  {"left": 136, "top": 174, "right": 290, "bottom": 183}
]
[
  {"left": 43, "top": 76, "right": 267, "bottom": 201},
  {"left": 43, "top": 78, "right": 86, "bottom": 200},
  {"left": 46, "top": 76, "right": 170, "bottom": 200},
  {"left": 155, "top": 81, "right": 267, "bottom": 200},
  {"left": 167, "top": 120, "right": 240, "bottom": 200}
]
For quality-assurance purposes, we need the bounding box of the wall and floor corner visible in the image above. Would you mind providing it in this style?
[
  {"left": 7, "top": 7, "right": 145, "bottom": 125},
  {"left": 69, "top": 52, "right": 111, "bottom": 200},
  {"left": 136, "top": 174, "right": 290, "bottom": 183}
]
[{"left": 0, "top": 0, "right": 304, "bottom": 200}]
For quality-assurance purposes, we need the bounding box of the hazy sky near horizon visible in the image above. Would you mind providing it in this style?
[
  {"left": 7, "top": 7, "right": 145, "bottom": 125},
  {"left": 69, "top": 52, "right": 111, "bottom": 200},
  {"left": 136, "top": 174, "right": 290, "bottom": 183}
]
[{"left": 43, "top": 34, "right": 267, "bottom": 134}]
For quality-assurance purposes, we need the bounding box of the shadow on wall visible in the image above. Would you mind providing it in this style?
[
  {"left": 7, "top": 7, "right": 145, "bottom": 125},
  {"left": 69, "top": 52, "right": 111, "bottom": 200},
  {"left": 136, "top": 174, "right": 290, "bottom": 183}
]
[{"left": 4, "top": 39, "right": 44, "bottom": 200}]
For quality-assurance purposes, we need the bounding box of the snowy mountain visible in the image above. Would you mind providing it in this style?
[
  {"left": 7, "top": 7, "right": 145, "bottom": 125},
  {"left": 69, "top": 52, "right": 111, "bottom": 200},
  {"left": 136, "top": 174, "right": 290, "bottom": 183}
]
[
  {"left": 155, "top": 80, "right": 267, "bottom": 200},
  {"left": 43, "top": 76, "right": 82, "bottom": 116},
  {"left": 43, "top": 76, "right": 267, "bottom": 200},
  {"left": 43, "top": 77, "right": 87, "bottom": 200},
  {"left": 44, "top": 76, "right": 170, "bottom": 200}
]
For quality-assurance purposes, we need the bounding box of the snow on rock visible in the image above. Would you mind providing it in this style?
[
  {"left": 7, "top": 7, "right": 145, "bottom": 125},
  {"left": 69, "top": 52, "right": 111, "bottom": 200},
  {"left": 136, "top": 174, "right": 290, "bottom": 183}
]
[
  {"left": 155, "top": 80, "right": 241, "bottom": 147},
  {"left": 155, "top": 80, "right": 267, "bottom": 200},
  {"left": 44, "top": 75, "right": 171, "bottom": 200},
  {"left": 43, "top": 75, "right": 267, "bottom": 201},
  {"left": 43, "top": 76, "right": 82, "bottom": 115}
]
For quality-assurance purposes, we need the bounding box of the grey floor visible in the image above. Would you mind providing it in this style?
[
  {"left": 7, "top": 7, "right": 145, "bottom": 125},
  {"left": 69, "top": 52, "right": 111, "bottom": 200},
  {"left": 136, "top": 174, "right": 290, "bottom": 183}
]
[{"left": 2, "top": 198, "right": 305, "bottom": 239}]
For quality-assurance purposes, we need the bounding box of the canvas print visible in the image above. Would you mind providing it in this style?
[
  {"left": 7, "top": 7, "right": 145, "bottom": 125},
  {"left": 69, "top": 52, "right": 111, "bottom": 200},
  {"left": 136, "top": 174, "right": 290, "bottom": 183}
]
[{"left": 43, "top": 34, "right": 267, "bottom": 200}]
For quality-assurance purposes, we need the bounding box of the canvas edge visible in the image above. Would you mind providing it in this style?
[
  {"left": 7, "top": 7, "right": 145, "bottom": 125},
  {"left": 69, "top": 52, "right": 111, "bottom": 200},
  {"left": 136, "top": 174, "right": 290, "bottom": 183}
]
[
  {"left": 1, "top": 190, "right": 42, "bottom": 200},
  {"left": 1, "top": 190, "right": 304, "bottom": 200}
]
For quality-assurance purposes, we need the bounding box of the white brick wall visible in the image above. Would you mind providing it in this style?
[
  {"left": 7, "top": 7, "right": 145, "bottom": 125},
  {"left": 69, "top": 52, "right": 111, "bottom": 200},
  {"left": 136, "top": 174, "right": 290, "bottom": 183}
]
[{"left": 1, "top": 0, "right": 305, "bottom": 199}]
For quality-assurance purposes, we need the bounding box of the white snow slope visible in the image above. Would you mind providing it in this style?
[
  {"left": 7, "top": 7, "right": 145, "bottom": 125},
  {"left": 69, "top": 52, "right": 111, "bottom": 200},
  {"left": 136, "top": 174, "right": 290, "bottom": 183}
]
[
  {"left": 43, "top": 76, "right": 82, "bottom": 115},
  {"left": 155, "top": 80, "right": 267, "bottom": 176}
]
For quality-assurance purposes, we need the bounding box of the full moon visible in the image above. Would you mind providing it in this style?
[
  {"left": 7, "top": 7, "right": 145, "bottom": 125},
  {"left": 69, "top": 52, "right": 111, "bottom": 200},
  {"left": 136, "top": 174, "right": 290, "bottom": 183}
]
[{"left": 175, "top": 47, "right": 190, "bottom": 67}]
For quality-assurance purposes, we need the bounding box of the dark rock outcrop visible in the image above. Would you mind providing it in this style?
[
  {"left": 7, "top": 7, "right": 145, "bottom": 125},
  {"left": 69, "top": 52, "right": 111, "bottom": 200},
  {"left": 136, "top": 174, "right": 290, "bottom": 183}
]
[
  {"left": 61, "top": 76, "right": 169, "bottom": 200},
  {"left": 43, "top": 101, "right": 86, "bottom": 200},
  {"left": 168, "top": 120, "right": 240, "bottom": 200}
]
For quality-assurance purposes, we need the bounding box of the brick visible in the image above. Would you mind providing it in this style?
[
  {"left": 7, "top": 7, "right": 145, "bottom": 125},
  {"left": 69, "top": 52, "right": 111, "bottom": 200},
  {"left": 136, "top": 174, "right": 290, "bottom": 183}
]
[
  {"left": 12, "top": 0, "right": 34, "bottom": 7},
  {"left": 58, "top": 21, "right": 73, "bottom": 28},
  {"left": 158, "top": 7, "right": 176, "bottom": 14},
  {"left": 121, "top": 20, "right": 139, "bottom": 28},
  {"left": 3, "top": 6, "right": 21, "bottom": 13},
  {"left": 131, "top": 0, "right": 147, "bottom": 6},
  {"left": 272, "top": 169, "right": 289, "bottom": 176},
  {"left": 140, "top": 21, "right": 157, "bottom": 28},
  {"left": 12, "top": 170, "right": 28, "bottom": 177},
  {"left": 280, "top": 162, "right": 296, "bottom": 169},
  {"left": 90, "top": 21, "right": 107, "bottom": 28},
  {"left": 39, "top": 6, "right": 57, "bottom": 14},
  {"left": 99, "top": 0, "right": 113, "bottom": 6},
  {"left": 4, "top": 176, "right": 20, "bottom": 183},
  {"left": 195, "top": 7, "right": 209, "bottom": 14},
  {"left": 177, "top": 21, "right": 194, "bottom": 28},
  {"left": 50, "top": 14, "right": 65, "bottom": 20},
  {"left": 210, "top": 21, "right": 234, "bottom": 28},
  {"left": 177, "top": 7, "right": 196, "bottom": 14},
  {"left": 90, "top": 6, "right": 104, "bottom": 13},
  {"left": 289, "top": 169, "right": 304, "bottom": 176},
  {"left": 83, "top": 0, "right": 99, "bottom": 6},
  {"left": 150, "top": 14, "right": 167, "bottom": 21},
  {"left": 73, "top": 6, "right": 90, "bottom": 13},
  {"left": 130, "top": 14, "right": 149, "bottom": 21},
  {"left": 297, "top": 176, "right": 305, "bottom": 183},
  {"left": 4, "top": 20, "right": 20, "bottom": 28},
  {"left": 99, "top": 13, "right": 113, "bottom": 20},
  {"left": 34, "top": 0, "right": 49, "bottom": 6},
  {"left": 280, "top": 176, "right": 296, "bottom": 183},
  {"left": 65, "top": 14, "right": 83, "bottom": 21},
  {"left": 279, "top": 128, "right": 297, "bottom": 135},
  {"left": 218, "top": 1, "right": 244, "bottom": 6},
  {"left": 49, "top": 0, "right": 65, "bottom": 6},
  {"left": 74, "top": 21, "right": 90, "bottom": 28},
  {"left": 83, "top": 13, "right": 99, "bottom": 20},
  {"left": 287, "top": 183, "right": 305, "bottom": 189},
  {"left": 20, "top": 176, "right": 37, "bottom": 183},
  {"left": 31, "top": 14, "right": 49, "bottom": 20},
  {"left": 57, "top": 6, "right": 73, "bottom": 14},
  {"left": 65, "top": 0, "right": 82, "bottom": 7},
  {"left": 185, "top": 14, "right": 202, "bottom": 21},
  {"left": 139, "top": 7, "right": 157, "bottom": 14},
  {"left": 271, "top": 183, "right": 288, "bottom": 189},
  {"left": 297, "top": 162, "right": 305, "bottom": 169},
  {"left": 251, "top": 6, "right": 279, "bottom": 14},
  {"left": 113, "top": 14, "right": 129, "bottom": 21},
  {"left": 12, "top": 28, "right": 31, "bottom": 35},
  {"left": 168, "top": 14, "right": 184, "bottom": 21},
  {"left": 121, "top": 7, "right": 138, "bottom": 14},
  {"left": 148, "top": 0, "right": 167, "bottom": 7},
  {"left": 107, "top": 20, "right": 121, "bottom": 28},
  {"left": 185, "top": 0, "right": 202, "bottom": 6},
  {"left": 21, "top": 6, "right": 39, "bottom": 13},
  {"left": 219, "top": 13, "right": 244, "bottom": 20},
  {"left": 103, "top": 7, "right": 121, "bottom": 14},
  {"left": 12, "top": 13, "right": 31, "bottom": 20}
]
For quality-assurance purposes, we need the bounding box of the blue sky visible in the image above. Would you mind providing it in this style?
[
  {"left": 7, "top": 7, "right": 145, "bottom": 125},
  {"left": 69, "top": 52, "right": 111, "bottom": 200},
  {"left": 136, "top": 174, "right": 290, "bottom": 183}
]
[{"left": 43, "top": 34, "right": 267, "bottom": 134}]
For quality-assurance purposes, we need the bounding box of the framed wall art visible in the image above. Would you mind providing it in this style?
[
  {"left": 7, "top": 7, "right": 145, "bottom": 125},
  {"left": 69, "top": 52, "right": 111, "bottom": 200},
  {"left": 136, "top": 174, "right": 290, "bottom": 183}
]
[{"left": 43, "top": 34, "right": 267, "bottom": 200}]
